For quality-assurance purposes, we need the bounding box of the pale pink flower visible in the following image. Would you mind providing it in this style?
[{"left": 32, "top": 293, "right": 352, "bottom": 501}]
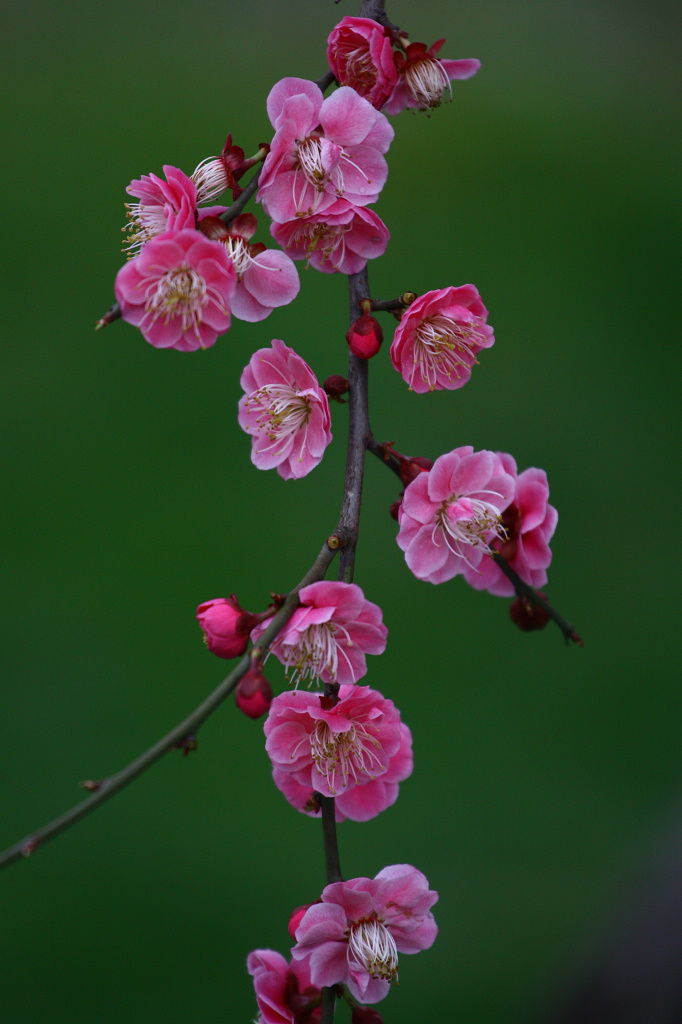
[
  {"left": 271, "top": 720, "right": 412, "bottom": 823},
  {"left": 198, "top": 211, "right": 300, "bottom": 322},
  {"left": 252, "top": 581, "right": 387, "bottom": 687},
  {"left": 384, "top": 40, "right": 480, "bottom": 115},
  {"left": 462, "top": 453, "right": 558, "bottom": 596},
  {"left": 327, "top": 17, "right": 398, "bottom": 110},
  {"left": 123, "top": 165, "right": 198, "bottom": 256},
  {"left": 257, "top": 78, "right": 393, "bottom": 223},
  {"left": 238, "top": 340, "right": 332, "bottom": 480},
  {"left": 292, "top": 864, "right": 438, "bottom": 1004},
  {"left": 115, "top": 229, "right": 236, "bottom": 351},
  {"left": 271, "top": 200, "right": 389, "bottom": 275},
  {"left": 264, "top": 684, "right": 411, "bottom": 821},
  {"left": 247, "top": 949, "right": 321, "bottom": 1024},
  {"left": 390, "top": 285, "right": 494, "bottom": 393},
  {"left": 396, "top": 446, "right": 515, "bottom": 584}
]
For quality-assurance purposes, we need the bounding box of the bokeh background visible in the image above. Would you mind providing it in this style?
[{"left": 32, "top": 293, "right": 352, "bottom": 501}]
[{"left": 2, "top": 1, "right": 680, "bottom": 1021}]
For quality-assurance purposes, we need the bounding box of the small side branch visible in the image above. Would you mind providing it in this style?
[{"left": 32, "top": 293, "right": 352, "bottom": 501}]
[{"left": 491, "top": 553, "right": 583, "bottom": 645}]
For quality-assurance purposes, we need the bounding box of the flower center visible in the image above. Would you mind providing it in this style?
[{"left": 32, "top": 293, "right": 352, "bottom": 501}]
[
  {"left": 291, "top": 220, "right": 351, "bottom": 271},
  {"left": 224, "top": 235, "right": 252, "bottom": 279},
  {"left": 348, "top": 918, "right": 399, "bottom": 982},
  {"left": 435, "top": 492, "right": 506, "bottom": 566},
  {"left": 122, "top": 202, "right": 167, "bottom": 257},
  {"left": 296, "top": 136, "right": 327, "bottom": 190},
  {"left": 404, "top": 55, "right": 451, "bottom": 109},
  {"left": 243, "top": 382, "right": 313, "bottom": 456},
  {"left": 142, "top": 262, "right": 209, "bottom": 338},
  {"left": 339, "top": 42, "right": 377, "bottom": 90},
  {"left": 309, "top": 719, "right": 383, "bottom": 794},
  {"left": 278, "top": 621, "right": 355, "bottom": 688},
  {"left": 411, "top": 314, "right": 485, "bottom": 390},
  {"left": 192, "top": 157, "right": 231, "bottom": 203},
  {"left": 294, "top": 135, "right": 369, "bottom": 214}
]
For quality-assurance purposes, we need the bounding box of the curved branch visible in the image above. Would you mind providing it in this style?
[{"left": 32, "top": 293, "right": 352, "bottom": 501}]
[{"left": 0, "top": 535, "right": 342, "bottom": 871}]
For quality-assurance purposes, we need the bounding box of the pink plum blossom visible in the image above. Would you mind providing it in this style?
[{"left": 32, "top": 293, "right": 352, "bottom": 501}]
[
  {"left": 257, "top": 78, "right": 394, "bottom": 222},
  {"left": 271, "top": 719, "right": 413, "bottom": 823},
  {"left": 292, "top": 864, "right": 438, "bottom": 1003},
  {"left": 123, "top": 165, "right": 198, "bottom": 256},
  {"left": 271, "top": 200, "right": 390, "bottom": 275},
  {"left": 115, "top": 229, "right": 236, "bottom": 351},
  {"left": 196, "top": 595, "right": 259, "bottom": 659},
  {"left": 247, "top": 949, "right": 321, "bottom": 1024},
  {"left": 396, "top": 446, "right": 515, "bottom": 584},
  {"left": 264, "top": 684, "right": 412, "bottom": 821},
  {"left": 327, "top": 17, "right": 398, "bottom": 110},
  {"left": 238, "top": 340, "right": 332, "bottom": 480},
  {"left": 252, "top": 581, "right": 387, "bottom": 687},
  {"left": 198, "top": 211, "right": 300, "bottom": 322},
  {"left": 462, "top": 452, "right": 558, "bottom": 596},
  {"left": 390, "top": 285, "right": 494, "bottom": 393},
  {"left": 384, "top": 39, "right": 480, "bottom": 115}
]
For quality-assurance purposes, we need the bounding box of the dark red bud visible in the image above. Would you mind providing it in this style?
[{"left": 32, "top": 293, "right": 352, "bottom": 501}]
[
  {"left": 288, "top": 903, "right": 313, "bottom": 940},
  {"left": 351, "top": 1006, "right": 385, "bottom": 1024},
  {"left": 323, "top": 375, "right": 349, "bottom": 402},
  {"left": 346, "top": 314, "right": 383, "bottom": 359},
  {"left": 389, "top": 497, "right": 403, "bottom": 521},
  {"left": 399, "top": 455, "right": 433, "bottom": 488},
  {"left": 509, "top": 593, "right": 550, "bottom": 632},
  {"left": 235, "top": 665, "right": 273, "bottom": 719}
]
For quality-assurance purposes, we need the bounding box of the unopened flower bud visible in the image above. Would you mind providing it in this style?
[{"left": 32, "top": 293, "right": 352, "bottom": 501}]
[
  {"left": 389, "top": 498, "right": 402, "bottom": 521},
  {"left": 196, "top": 596, "right": 259, "bottom": 659},
  {"left": 352, "top": 1005, "right": 385, "bottom": 1024},
  {"left": 509, "top": 593, "right": 550, "bottom": 632},
  {"left": 235, "top": 663, "right": 273, "bottom": 719},
  {"left": 346, "top": 314, "right": 383, "bottom": 359},
  {"left": 288, "top": 902, "right": 314, "bottom": 940},
  {"left": 323, "top": 375, "right": 349, "bottom": 402}
]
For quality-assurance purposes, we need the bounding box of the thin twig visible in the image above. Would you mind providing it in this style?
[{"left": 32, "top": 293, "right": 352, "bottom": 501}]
[
  {"left": 219, "top": 167, "right": 262, "bottom": 225},
  {"left": 491, "top": 553, "right": 583, "bottom": 645}
]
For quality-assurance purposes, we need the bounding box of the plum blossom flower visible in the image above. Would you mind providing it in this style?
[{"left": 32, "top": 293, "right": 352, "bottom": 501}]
[
  {"left": 264, "top": 685, "right": 412, "bottom": 821},
  {"left": 257, "top": 78, "right": 394, "bottom": 223},
  {"left": 271, "top": 200, "right": 389, "bottom": 275},
  {"left": 327, "top": 17, "right": 398, "bottom": 110},
  {"left": 123, "top": 165, "right": 198, "bottom": 256},
  {"left": 115, "top": 229, "right": 236, "bottom": 351},
  {"left": 247, "top": 949, "right": 321, "bottom": 1024},
  {"left": 252, "top": 581, "right": 387, "bottom": 687},
  {"left": 238, "top": 340, "right": 332, "bottom": 480},
  {"left": 396, "top": 446, "right": 515, "bottom": 584},
  {"left": 198, "top": 212, "right": 300, "bottom": 322},
  {"left": 390, "top": 285, "right": 494, "bottom": 393},
  {"left": 292, "top": 865, "right": 438, "bottom": 1003},
  {"left": 384, "top": 39, "right": 480, "bottom": 115},
  {"left": 196, "top": 595, "right": 260, "bottom": 659},
  {"left": 462, "top": 453, "right": 558, "bottom": 596}
]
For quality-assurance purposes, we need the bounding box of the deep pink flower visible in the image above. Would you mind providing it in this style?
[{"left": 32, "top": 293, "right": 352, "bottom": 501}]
[
  {"left": 247, "top": 949, "right": 321, "bottom": 1024},
  {"left": 264, "top": 684, "right": 411, "bottom": 820},
  {"left": 384, "top": 39, "right": 480, "bottom": 115},
  {"left": 271, "top": 720, "right": 412, "bottom": 823},
  {"left": 462, "top": 453, "right": 558, "bottom": 596},
  {"left": 252, "top": 581, "right": 387, "bottom": 687},
  {"left": 396, "top": 446, "right": 515, "bottom": 584},
  {"left": 292, "top": 865, "right": 438, "bottom": 1003},
  {"left": 238, "top": 340, "right": 332, "bottom": 480},
  {"left": 123, "top": 165, "right": 198, "bottom": 256},
  {"left": 115, "top": 229, "right": 236, "bottom": 351},
  {"left": 196, "top": 595, "right": 260, "bottom": 658},
  {"left": 390, "top": 286, "right": 494, "bottom": 393},
  {"left": 327, "top": 17, "right": 398, "bottom": 110},
  {"left": 257, "top": 78, "right": 393, "bottom": 222},
  {"left": 271, "top": 200, "right": 390, "bottom": 275}
]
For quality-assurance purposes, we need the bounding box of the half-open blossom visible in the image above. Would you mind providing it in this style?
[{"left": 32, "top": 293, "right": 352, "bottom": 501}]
[
  {"left": 264, "top": 685, "right": 411, "bottom": 821},
  {"left": 390, "top": 286, "right": 494, "bottom": 393},
  {"left": 123, "top": 165, "right": 198, "bottom": 256},
  {"left": 271, "top": 200, "right": 389, "bottom": 275},
  {"left": 247, "top": 949, "right": 322, "bottom": 1024},
  {"left": 191, "top": 133, "right": 247, "bottom": 202},
  {"left": 396, "top": 446, "right": 515, "bottom": 584},
  {"left": 238, "top": 340, "right": 332, "bottom": 479},
  {"left": 257, "top": 78, "right": 393, "bottom": 223},
  {"left": 327, "top": 17, "right": 398, "bottom": 110},
  {"left": 292, "top": 865, "right": 438, "bottom": 1003},
  {"left": 384, "top": 40, "right": 480, "bottom": 115},
  {"left": 115, "top": 229, "right": 236, "bottom": 351},
  {"left": 462, "top": 453, "right": 558, "bottom": 596},
  {"left": 199, "top": 212, "right": 300, "bottom": 322},
  {"left": 252, "top": 581, "right": 387, "bottom": 687}
]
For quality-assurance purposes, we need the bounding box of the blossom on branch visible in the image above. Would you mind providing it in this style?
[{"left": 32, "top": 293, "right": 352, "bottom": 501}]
[
  {"left": 257, "top": 78, "right": 393, "bottom": 222},
  {"left": 271, "top": 199, "right": 390, "bottom": 275},
  {"left": 238, "top": 340, "right": 332, "bottom": 479},
  {"left": 327, "top": 17, "right": 398, "bottom": 110},
  {"left": 462, "top": 453, "right": 558, "bottom": 596},
  {"left": 247, "top": 948, "right": 322, "bottom": 1024},
  {"left": 390, "top": 285, "right": 494, "bottom": 393},
  {"left": 252, "top": 581, "right": 387, "bottom": 687},
  {"left": 396, "top": 446, "right": 515, "bottom": 584},
  {"left": 292, "top": 864, "right": 438, "bottom": 1004},
  {"left": 384, "top": 39, "right": 480, "bottom": 115},
  {"left": 115, "top": 229, "right": 236, "bottom": 351},
  {"left": 196, "top": 595, "right": 260, "bottom": 659},
  {"left": 123, "top": 165, "right": 198, "bottom": 256}
]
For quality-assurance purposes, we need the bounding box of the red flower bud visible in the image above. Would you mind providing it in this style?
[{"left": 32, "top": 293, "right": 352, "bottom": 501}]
[
  {"left": 235, "top": 664, "right": 273, "bottom": 719},
  {"left": 323, "top": 375, "right": 349, "bottom": 402},
  {"left": 389, "top": 497, "right": 403, "bottom": 521},
  {"left": 509, "top": 592, "right": 550, "bottom": 632},
  {"left": 346, "top": 314, "right": 383, "bottom": 359},
  {"left": 351, "top": 1005, "right": 385, "bottom": 1024},
  {"left": 196, "top": 596, "right": 258, "bottom": 659},
  {"left": 288, "top": 903, "right": 314, "bottom": 940}
]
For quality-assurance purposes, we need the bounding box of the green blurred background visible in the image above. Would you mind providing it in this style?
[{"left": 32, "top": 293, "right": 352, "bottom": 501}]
[{"left": 2, "top": 0, "right": 680, "bottom": 1020}]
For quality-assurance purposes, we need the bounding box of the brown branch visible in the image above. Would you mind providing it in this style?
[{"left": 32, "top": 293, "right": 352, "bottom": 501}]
[
  {"left": 491, "top": 553, "right": 583, "bottom": 645},
  {"left": 219, "top": 166, "right": 262, "bottom": 225}
]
